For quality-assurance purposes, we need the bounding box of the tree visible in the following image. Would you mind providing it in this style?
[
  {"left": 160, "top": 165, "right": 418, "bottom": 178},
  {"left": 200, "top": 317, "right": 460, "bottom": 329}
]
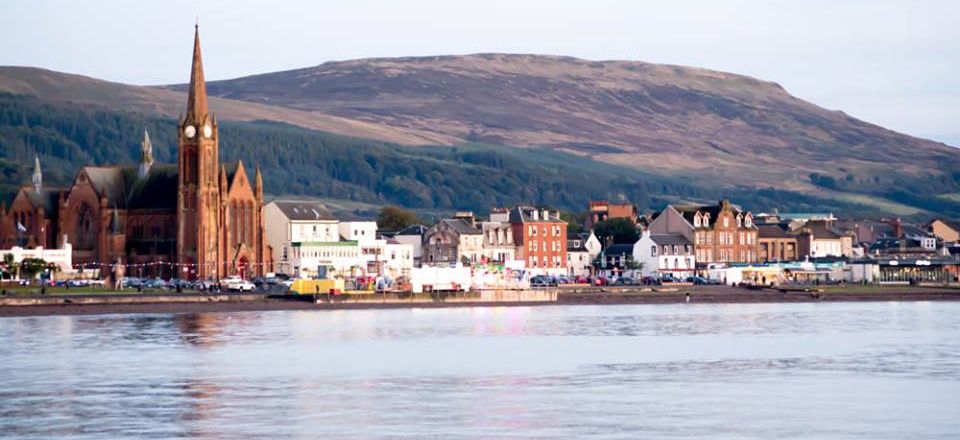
[
  {"left": 560, "top": 211, "right": 586, "bottom": 236},
  {"left": 1, "top": 253, "right": 15, "bottom": 281},
  {"left": 593, "top": 218, "right": 639, "bottom": 245},
  {"left": 18, "top": 257, "right": 48, "bottom": 280},
  {"left": 377, "top": 205, "right": 421, "bottom": 231}
]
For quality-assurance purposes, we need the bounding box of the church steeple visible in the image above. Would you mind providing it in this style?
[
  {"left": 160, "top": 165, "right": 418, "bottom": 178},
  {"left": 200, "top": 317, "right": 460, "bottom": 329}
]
[
  {"left": 32, "top": 154, "right": 42, "bottom": 194},
  {"left": 185, "top": 24, "right": 208, "bottom": 124},
  {"left": 138, "top": 129, "right": 154, "bottom": 179}
]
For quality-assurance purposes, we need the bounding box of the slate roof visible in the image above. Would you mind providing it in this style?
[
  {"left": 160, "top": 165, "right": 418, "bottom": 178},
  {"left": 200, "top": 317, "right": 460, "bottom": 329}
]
[
  {"left": 273, "top": 201, "right": 335, "bottom": 221},
  {"left": 508, "top": 206, "right": 562, "bottom": 223},
  {"left": 81, "top": 165, "right": 178, "bottom": 211},
  {"left": 649, "top": 234, "right": 690, "bottom": 246},
  {"left": 23, "top": 187, "right": 62, "bottom": 215},
  {"left": 757, "top": 223, "right": 794, "bottom": 239},
  {"left": 802, "top": 220, "right": 844, "bottom": 239},
  {"left": 604, "top": 244, "right": 635, "bottom": 256},
  {"left": 396, "top": 224, "right": 428, "bottom": 236},
  {"left": 568, "top": 238, "right": 587, "bottom": 252},
  {"left": 440, "top": 218, "right": 481, "bottom": 235},
  {"left": 669, "top": 201, "right": 752, "bottom": 228}
]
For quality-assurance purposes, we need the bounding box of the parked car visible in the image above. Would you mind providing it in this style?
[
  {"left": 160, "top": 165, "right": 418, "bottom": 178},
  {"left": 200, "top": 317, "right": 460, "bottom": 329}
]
[
  {"left": 613, "top": 276, "right": 638, "bottom": 286},
  {"left": 660, "top": 274, "right": 682, "bottom": 283},
  {"left": 143, "top": 278, "right": 169, "bottom": 289},
  {"left": 121, "top": 277, "right": 143, "bottom": 288},
  {"left": 222, "top": 276, "right": 255, "bottom": 292},
  {"left": 640, "top": 276, "right": 662, "bottom": 286},
  {"left": 686, "top": 276, "right": 710, "bottom": 285},
  {"left": 574, "top": 275, "right": 590, "bottom": 284},
  {"left": 530, "top": 275, "right": 558, "bottom": 287},
  {"left": 66, "top": 279, "right": 88, "bottom": 288}
]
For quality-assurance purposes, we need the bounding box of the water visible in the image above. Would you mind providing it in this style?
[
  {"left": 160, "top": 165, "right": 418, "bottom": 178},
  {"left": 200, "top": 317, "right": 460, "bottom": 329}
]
[{"left": 1, "top": 302, "right": 959, "bottom": 439}]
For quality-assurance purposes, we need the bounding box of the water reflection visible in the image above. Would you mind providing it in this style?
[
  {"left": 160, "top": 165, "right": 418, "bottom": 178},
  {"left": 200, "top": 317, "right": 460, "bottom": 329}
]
[{"left": 1, "top": 302, "right": 959, "bottom": 439}]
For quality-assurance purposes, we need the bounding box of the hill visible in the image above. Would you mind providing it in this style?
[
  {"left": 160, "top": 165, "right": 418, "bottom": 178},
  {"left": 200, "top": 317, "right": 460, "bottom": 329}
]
[
  {"left": 187, "top": 54, "right": 959, "bottom": 194},
  {"left": 0, "top": 92, "right": 894, "bottom": 218},
  {"left": 1, "top": 55, "right": 959, "bottom": 218}
]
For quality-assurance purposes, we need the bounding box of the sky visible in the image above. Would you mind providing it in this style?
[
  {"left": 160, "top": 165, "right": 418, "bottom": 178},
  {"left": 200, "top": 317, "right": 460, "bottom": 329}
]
[{"left": 1, "top": 0, "right": 957, "bottom": 146}]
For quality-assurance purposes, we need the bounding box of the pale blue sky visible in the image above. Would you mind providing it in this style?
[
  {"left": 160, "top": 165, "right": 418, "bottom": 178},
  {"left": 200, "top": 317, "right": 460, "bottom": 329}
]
[{"left": 1, "top": 0, "right": 957, "bottom": 146}]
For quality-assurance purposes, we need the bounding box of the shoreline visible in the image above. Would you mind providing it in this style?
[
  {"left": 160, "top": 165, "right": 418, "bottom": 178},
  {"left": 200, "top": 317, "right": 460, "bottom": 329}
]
[{"left": 2, "top": 286, "right": 960, "bottom": 317}]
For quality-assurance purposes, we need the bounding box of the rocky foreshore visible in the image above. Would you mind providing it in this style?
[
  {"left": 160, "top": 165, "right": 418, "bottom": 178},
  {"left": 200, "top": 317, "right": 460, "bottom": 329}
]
[{"left": 2, "top": 285, "right": 959, "bottom": 317}]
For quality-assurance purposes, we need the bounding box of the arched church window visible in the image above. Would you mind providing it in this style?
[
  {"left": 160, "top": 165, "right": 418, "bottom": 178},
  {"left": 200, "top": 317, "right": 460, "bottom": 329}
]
[{"left": 75, "top": 203, "right": 97, "bottom": 250}]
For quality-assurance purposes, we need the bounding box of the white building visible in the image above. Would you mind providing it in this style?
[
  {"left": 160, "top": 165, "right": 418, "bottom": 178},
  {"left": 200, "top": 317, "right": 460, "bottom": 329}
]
[
  {"left": 634, "top": 230, "right": 696, "bottom": 277},
  {"left": 394, "top": 224, "right": 427, "bottom": 265},
  {"left": 338, "top": 221, "right": 378, "bottom": 245},
  {"left": 566, "top": 232, "right": 601, "bottom": 277},
  {"left": 264, "top": 201, "right": 340, "bottom": 275},
  {"left": 381, "top": 238, "right": 415, "bottom": 278},
  {"left": 1, "top": 241, "right": 74, "bottom": 279},
  {"left": 290, "top": 240, "right": 363, "bottom": 279}
]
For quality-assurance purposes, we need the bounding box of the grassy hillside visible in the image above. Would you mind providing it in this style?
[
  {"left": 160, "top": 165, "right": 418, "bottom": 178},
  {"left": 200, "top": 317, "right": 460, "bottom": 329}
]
[{"left": 0, "top": 92, "right": 946, "bottom": 219}]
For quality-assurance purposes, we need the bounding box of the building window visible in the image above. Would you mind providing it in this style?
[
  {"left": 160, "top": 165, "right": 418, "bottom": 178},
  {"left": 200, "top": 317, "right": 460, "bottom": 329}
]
[{"left": 724, "top": 217, "right": 729, "bottom": 228}]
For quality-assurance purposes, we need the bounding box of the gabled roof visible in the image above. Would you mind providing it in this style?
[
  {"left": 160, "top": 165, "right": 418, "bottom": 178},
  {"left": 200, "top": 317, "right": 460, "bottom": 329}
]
[
  {"left": 78, "top": 165, "right": 178, "bottom": 211},
  {"left": 649, "top": 234, "right": 690, "bottom": 246},
  {"left": 567, "top": 238, "right": 587, "bottom": 251},
  {"left": 272, "top": 201, "right": 335, "bottom": 221},
  {"left": 671, "top": 201, "right": 751, "bottom": 227},
  {"left": 440, "top": 218, "right": 481, "bottom": 235},
  {"left": 508, "top": 206, "right": 562, "bottom": 223},
  {"left": 22, "top": 187, "right": 61, "bottom": 214},
  {"left": 82, "top": 166, "right": 127, "bottom": 203}
]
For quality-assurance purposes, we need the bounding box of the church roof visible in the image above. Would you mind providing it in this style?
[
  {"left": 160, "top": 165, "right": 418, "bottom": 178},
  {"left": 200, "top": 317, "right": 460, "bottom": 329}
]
[
  {"left": 80, "top": 165, "right": 178, "bottom": 211},
  {"left": 23, "top": 187, "right": 61, "bottom": 215},
  {"left": 126, "top": 165, "right": 178, "bottom": 210}
]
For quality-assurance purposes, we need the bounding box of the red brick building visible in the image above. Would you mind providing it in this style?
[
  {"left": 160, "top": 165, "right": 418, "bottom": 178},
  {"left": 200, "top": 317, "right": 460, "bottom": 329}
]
[
  {"left": 508, "top": 206, "right": 567, "bottom": 273},
  {"left": 587, "top": 201, "right": 637, "bottom": 228}
]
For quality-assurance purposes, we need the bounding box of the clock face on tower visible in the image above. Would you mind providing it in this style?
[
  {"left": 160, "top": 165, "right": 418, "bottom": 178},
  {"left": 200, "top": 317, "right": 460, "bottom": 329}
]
[
  {"left": 184, "top": 125, "right": 196, "bottom": 139},
  {"left": 203, "top": 124, "right": 212, "bottom": 138}
]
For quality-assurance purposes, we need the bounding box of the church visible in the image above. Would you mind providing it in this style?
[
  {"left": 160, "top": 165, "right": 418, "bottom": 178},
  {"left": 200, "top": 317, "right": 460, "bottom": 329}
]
[{"left": 0, "top": 26, "right": 272, "bottom": 280}]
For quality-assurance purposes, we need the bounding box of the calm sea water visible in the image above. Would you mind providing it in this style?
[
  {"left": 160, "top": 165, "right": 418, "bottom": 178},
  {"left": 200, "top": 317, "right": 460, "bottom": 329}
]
[{"left": 1, "top": 302, "right": 958, "bottom": 439}]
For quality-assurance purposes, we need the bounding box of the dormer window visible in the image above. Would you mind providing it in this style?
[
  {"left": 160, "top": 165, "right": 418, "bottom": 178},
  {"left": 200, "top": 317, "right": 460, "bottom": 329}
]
[
  {"left": 736, "top": 215, "right": 742, "bottom": 228},
  {"left": 694, "top": 214, "right": 701, "bottom": 227},
  {"left": 745, "top": 215, "right": 753, "bottom": 227}
]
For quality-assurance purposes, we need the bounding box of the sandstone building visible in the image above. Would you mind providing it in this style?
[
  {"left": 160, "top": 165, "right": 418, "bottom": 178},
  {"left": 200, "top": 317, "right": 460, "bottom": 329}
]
[{"left": 0, "top": 26, "right": 271, "bottom": 280}]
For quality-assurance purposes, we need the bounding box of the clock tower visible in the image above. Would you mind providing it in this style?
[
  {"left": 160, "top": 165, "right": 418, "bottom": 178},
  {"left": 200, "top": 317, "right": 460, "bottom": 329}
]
[{"left": 177, "top": 25, "right": 220, "bottom": 280}]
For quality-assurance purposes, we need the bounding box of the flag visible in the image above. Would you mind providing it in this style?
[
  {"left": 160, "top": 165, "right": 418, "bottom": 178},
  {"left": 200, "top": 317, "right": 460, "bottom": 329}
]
[{"left": 16, "top": 222, "right": 27, "bottom": 232}]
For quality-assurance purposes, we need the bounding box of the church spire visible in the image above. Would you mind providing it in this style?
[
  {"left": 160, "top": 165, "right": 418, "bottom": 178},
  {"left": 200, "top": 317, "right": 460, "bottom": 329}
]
[
  {"left": 32, "top": 154, "right": 42, "bottom": 194},
  {"left": 138, "top": 129, "right": 154, "bottom": 179},
  {"left": 185, "top": 24, "right": 208, "bottom": 123}
]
